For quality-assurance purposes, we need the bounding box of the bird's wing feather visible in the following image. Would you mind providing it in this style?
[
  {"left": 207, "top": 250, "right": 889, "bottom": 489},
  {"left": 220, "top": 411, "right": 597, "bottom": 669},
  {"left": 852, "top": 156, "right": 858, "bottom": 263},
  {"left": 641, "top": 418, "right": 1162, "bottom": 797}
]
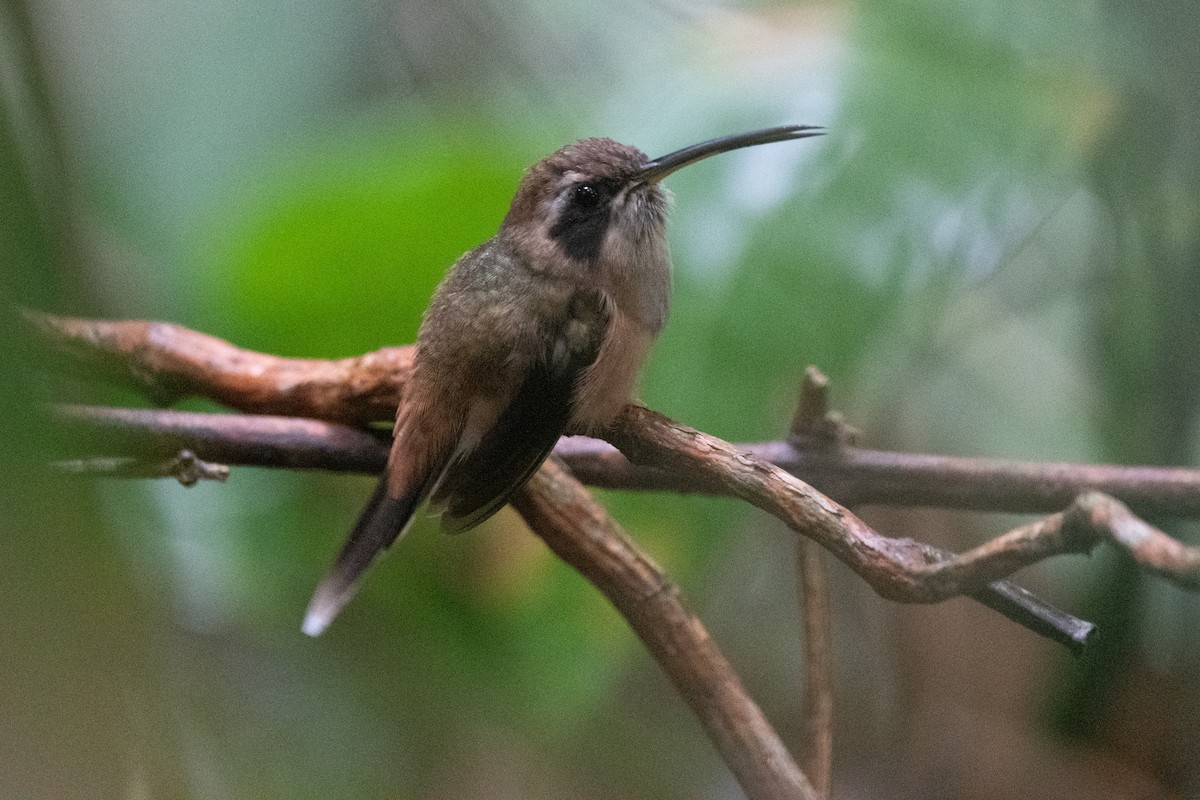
[
  {"left": 303, "top": 355, "right": 574, "bottom": 634},
  {"left": 429, "top": 288, "right": 609, "bottom": 533},
  {"left": 431, "top": 353, "right": 581, "bottom": 534},
  {"left": 304, "top": 284, "right": 607, "bottom": 634}
]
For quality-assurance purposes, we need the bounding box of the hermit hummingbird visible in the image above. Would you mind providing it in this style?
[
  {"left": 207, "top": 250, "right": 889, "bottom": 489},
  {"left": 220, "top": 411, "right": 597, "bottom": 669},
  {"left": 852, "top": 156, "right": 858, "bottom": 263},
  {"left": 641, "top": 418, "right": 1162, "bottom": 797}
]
[{"left": 303, "top": 124, "right": 823, "bottom": 635}]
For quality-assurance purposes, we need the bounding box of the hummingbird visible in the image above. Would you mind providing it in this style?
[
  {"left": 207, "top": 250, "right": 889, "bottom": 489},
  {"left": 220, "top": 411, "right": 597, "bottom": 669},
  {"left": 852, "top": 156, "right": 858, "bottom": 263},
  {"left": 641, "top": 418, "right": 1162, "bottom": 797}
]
[{"left": 303, "top": 124, "right": 823, "bottom": 635}]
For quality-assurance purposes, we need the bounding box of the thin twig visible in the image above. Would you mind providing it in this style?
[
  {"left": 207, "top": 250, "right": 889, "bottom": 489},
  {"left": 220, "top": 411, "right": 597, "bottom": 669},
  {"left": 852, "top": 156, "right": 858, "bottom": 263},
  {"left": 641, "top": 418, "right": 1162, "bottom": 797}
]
[
  {"left": 561, "top": 436, "right": 1200, "bottom": 518},
  {"left": 602, "top": 406, "right": 1198, "bottom": 600},
  {"left": 25, "top": 311, "right": 410, "bottom": 423},
  {"left": 789, "top": 365, "right": 858, "bottom": 447},
  {"left": 513, "top": 457, "right": 819, "bottom": 800},
  {"left": 51, "top": 449, "right": 229, "bottom": 485},
  {"left": 795, "top": 540, "right": 833, "bottom": 799},
  {"left": 1010, "top": 492, "right": 1199, "bottom": 591},
  {"left": 790, "top": 368, "right": 836, "bottom": 798},
  {"left": 55, "top": 404, "right": 390, "bottom": 472}
]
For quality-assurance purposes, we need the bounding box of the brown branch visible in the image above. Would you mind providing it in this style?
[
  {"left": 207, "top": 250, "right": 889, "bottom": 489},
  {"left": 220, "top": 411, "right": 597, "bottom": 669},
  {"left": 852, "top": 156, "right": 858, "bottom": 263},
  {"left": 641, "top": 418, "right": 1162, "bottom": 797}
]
[
  {"left": 32, "top": 316, "right": 1200, "bottom": 625},
  {"left": 1006, "top": 492, "right": 1199, "bottom": 591},
  {"left": 31, "top": 313, "right": 1200, "bottom": 518},
  {"left": 608, "top": 405, "right": 1005, "bottom": 600},
  {"left": 48, "top": 400, "right": 1108, "bottom": 658},
  {"left": 49, "top": 402, "right": 1104, "bottom": 628},
  {"left": 51, "top": 449, "right": 229, "bottom": 485},
  {"left": 53, "top": 402, "right": 1196, "bottom": 595},
  {"left": 53, "top": 406, "right": 1099, "bottom": 650},
  {"left": 605, "top": 405, "right": 1200, "bottom": 592},
  {"left": 603, "top": 408, "right": 1069, "bottom": 598},
  {"left": 560, "top": 437, "right": 1200, "bottom": 518},
  {"left": 795, "top": 540, "right": 833, "bottom": 799},
  {"left": 55, "top": 404, "right": 390, "bottom": 473},
  {"left": 47, "top": 403, "right": 1099, "bottom": 643},
  {"left": 33, "top": 312, "right": 1200, "bottom": 789},
  {"left": 790, "top": 368, "right": 835, "bottom": 798},
  {"left": 513, "top": 457, "right": 818, "bottom": 800},
  {"left": 26, "top": 311, "right": 410, "bottom": 423}
]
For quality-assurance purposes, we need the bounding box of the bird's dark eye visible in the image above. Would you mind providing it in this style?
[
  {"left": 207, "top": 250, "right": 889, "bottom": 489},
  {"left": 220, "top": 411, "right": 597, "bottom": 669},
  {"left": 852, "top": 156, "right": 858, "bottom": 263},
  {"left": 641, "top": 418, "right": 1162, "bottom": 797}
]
[
  {"left": 571, "top": 183, "right": 602, "bottom": 209},
  {"left": 551, "top": 180, "right": 612, "bottom": 261}
]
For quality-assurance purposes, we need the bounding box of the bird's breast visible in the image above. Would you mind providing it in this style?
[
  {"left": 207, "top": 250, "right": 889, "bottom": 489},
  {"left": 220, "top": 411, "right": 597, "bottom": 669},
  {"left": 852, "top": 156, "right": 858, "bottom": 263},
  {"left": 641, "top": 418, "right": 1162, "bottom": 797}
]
[
  {"left": 568, "top": 304, "right": 655, "bottom": 432},
  {"left": 565, "top": 227, "right": 670, "bottom": 431}
]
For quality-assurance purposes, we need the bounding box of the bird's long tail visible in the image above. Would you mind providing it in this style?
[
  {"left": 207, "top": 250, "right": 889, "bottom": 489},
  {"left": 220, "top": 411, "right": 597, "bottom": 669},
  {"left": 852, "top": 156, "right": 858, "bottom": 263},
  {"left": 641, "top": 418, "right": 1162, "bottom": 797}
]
[{"left": 302, "top": 476, "right": 425, "bottom": 636}]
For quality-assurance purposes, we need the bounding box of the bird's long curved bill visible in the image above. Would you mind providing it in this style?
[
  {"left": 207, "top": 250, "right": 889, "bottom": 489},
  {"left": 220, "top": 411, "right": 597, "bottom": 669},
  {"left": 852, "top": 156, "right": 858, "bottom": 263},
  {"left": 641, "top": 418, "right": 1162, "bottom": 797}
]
[{"left": 636, "top": 124, "right": 824, "bottom": 184}]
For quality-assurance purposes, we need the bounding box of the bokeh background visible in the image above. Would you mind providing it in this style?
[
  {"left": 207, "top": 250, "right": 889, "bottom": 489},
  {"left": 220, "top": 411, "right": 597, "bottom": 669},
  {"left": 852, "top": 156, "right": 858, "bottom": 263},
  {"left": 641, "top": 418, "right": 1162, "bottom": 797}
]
[{"left": 3, "top": 0, "right": 1199, "bottom": 797}]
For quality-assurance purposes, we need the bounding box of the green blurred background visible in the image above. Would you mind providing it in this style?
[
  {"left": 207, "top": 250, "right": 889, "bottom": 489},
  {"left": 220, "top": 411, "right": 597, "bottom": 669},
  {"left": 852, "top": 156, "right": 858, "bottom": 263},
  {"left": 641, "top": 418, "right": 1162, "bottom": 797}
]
[{"left": 3, "top": 0, "right": 1199, "bottom": 797}]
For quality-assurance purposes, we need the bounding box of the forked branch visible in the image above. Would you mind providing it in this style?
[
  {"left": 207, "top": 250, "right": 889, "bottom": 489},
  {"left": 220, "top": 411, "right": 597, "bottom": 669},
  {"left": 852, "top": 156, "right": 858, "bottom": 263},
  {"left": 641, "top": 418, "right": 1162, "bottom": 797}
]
[
  {"left": 514, "top": 457, "right": 819, "bottom": 800},
  {"left": 33, "top": 313, "right": 1200, "bottom": 614},
  {"left": 25, "top": 312, "right": 1200, "bottom": 799}
]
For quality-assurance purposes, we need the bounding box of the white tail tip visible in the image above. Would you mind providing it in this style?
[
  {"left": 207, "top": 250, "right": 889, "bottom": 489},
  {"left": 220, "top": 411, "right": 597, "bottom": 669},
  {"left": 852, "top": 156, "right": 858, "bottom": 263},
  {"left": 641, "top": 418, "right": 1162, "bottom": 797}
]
[
  {"left": 301, "top": 610, "right": 331, "bottom": 638},
  {"left": 301, "top": 587, "right": 346, "bottom": 637}
]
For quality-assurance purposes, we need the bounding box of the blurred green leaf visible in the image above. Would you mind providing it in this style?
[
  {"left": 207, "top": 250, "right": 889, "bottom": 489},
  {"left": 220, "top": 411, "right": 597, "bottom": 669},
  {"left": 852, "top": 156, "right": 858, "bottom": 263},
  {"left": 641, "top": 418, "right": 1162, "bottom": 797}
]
[{"left": 196, "top": 123, "right": 532, "bottom": 357}]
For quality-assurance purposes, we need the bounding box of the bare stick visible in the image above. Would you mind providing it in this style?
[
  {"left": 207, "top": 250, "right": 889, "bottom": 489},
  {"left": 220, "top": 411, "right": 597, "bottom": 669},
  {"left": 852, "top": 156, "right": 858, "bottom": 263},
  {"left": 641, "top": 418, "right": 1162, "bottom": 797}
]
[
  {"left": 795, "top": 540, "right": 833, "bottom": 798},
  {"left": 27, "top": 312, "right": 410, "bottom": 423},
  {"left": 51, "top": 404, "right": 1095, "bottom": 648},
  {"left": 33, "top": 316, "right": 1197, "bottom": 645},
  {"left": 513, "top": 457, "right": 819, "bottom": 800},
  {"left": 1003, "top": 492, "right": 1199, "bottom": 590},
  {"left": 51, "top": 449, "right": 228, "bottom": 485},
  {"left": 32, "top": 313, "right": 1200, "bottom": 518},
  {"left": 602, "top": 406, "right": 1199, "bottom": 599},
  {"left": 56, "top": 404, "right": 389, "bottom": 472},
  {"left": 60, "top": 403, "right": 1190, "bottom": 631},
  {"left": 561, "top": 436, "right": 1200, "bottom": 518},
  {"left": 790, "top": 368, "right": 836, "bottom": 798}
]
